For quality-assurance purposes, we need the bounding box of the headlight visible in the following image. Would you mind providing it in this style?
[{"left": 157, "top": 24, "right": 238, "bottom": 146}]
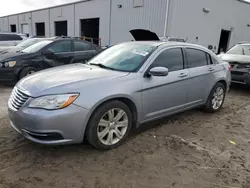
[
  {"left": 29, "top": 94, "right": 79, "bottom": 110},
  {"left": 4, "top": 61, "right": 16, "bottom": 68}
]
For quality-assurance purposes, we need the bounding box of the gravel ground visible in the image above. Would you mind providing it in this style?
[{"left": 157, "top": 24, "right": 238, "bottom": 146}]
[{"left": 0, "top": 84, "right": 250, "bottom": 188}]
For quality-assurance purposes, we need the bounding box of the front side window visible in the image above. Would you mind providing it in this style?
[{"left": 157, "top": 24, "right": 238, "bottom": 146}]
[
  {"left": 186, "top": 48, "right": 208, "bottom": 68},
  {"left": 48, "top": 41, "right": 72, "bottom": 53},
  {"left": 151, "top": 48, "right": 184, "bottom": 72},
  {"left": 226, "top": 45, "right": 250, "bottom": 56},
  {"left": 88, "top": 43, "right": 156, "bottom": 72}
]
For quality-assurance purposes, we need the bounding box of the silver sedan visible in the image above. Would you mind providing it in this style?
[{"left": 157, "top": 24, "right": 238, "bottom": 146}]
[{"left": 8, "top": 41, "right": 231, "bottom": 150}]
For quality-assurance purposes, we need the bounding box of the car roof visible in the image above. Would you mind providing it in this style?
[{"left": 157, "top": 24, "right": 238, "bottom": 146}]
[
  {"left": 240, "top": 43, "right": 250, "bottom": 46},
  {"left": 122, "top": 41, "right": 207, "bottom": 49},
  {"left": 0, "top": 32, "right": 26, "bottom": 36}
]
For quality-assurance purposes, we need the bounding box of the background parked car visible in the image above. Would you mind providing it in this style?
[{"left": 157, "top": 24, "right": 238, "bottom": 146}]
[
  {"left": 0, "top": 32, "right": 27, "bottom": 46},
  {"left": 0, "top": 37, "right": 51, "bottom": 55},
  {"left": 8, "top": 41, "right": 231, "bottom": 150},
  {"left": 218, "top": 43, "right": 250, "bottom": 85},
  {"left": 0, "top": 37, "right": 101, "bottom": 82}
]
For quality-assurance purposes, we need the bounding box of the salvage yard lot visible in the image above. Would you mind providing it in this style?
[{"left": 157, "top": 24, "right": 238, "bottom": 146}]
[{"left": 0, "top": 85, "right": 250, "bottom": 188}]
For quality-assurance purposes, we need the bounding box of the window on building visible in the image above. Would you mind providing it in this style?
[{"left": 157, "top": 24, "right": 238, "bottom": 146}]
[
  {"left": 10, "top": 25, "right": 16, "bottom": 32},
  {"left": 186, "top": 48, "right": 208, "bottom": 68},
  {"left": 151, "top": 48, "right": 184, "bottom": 72}
]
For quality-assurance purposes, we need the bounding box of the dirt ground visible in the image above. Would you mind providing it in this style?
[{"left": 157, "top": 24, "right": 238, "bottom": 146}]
[{"left": 0, "top": 84, "right": 250, "bottom": 188}]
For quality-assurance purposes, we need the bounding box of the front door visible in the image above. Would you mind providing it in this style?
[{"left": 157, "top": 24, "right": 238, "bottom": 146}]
[
  {"left": 142, "top": 47, "right": 189, "bottom": 122},
  {"left": 43, "top": 40, "right": 74, "bottom": 67}
]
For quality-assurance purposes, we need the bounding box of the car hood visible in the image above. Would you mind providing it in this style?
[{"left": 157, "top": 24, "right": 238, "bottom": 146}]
[
  {"left": 218, "top": 54, "right": 250, "bottom": 64},
  {"left": 0, "top": 46, "right": 21, "bottom": 55},
  {"left": 0, "top": 51, "right": 28, "bottom": 62},
  {"left": 17, "top": 64, "right": 130, "bottom": 97},
  {"left": 130, "top": 29, "right": 160, "bottom": 41}
]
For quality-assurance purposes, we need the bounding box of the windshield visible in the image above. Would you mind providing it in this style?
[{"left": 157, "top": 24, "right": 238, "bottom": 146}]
[
  {"left": 88, "top": 43, "right": 156, "bottom": 72},
  {"left": 17, "top": 38, "right": 44, "bottom": 49},
  {"left": 22, "top": 41, "right": 53, "bottom": 53},
  {"left": 226, "top": 45, "right": 250, "bottom": 56}
]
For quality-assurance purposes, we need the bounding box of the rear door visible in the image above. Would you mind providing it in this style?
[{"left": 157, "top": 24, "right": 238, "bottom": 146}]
[
  {"left": 72, "top": 40, "right": 98, "bottom": 63},
  {"left": 184, "top": 48, "right": 215, "bottom": 107},
  {"left": 43, "top": 40, "right": 74, "bottom": 67}
]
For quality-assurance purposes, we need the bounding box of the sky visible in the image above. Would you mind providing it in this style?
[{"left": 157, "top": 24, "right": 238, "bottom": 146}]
[
  {"left": 0, "top": 0, "right": 80, "bottom": 17},
  {"left": 1, "top": 0, "right": 250, "bottom": 17}
]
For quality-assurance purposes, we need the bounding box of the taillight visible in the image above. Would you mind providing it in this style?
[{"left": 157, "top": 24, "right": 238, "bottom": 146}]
[{"left": 228, "top": 64, "right": 232, "bottom": 71}]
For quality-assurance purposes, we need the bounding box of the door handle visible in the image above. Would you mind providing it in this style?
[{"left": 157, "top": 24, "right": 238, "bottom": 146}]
[
  {"left": 208, "top": 67, "right": 215, "bottom": 72},
  {"left": 178, "top": 73, "right": 188, "bottom": 78}
]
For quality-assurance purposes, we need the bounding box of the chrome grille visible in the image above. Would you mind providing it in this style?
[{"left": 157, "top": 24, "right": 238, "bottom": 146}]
[{"left": 9, "top": 87, "right": 30, "bottom": 110}]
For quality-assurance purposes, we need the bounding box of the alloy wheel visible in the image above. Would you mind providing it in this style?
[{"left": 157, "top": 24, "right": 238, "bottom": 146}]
[
  {"left": 97, "top": 108, "right": 128, "bottom": 146},
  {"left": 212, "top": 87, "right": 224, "bottom": 110}
]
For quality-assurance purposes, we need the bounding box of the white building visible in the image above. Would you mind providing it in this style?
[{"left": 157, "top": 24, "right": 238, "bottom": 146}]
[{"left": 0, "top": 0, "right": 250, "bottom": 53}]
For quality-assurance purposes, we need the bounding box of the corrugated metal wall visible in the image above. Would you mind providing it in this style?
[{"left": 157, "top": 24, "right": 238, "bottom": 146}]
[
  {"left": 110, "top": 0, "right": 168, "bottom": 44},
  {"left": 1, "top": 0, "right": 250, "bottom": 48},
  {"left": 168, "top": 0, "right": 250, "bottom": 50},
  {"left": 31, "top": 9, "right": 50, "bottom": 37}
]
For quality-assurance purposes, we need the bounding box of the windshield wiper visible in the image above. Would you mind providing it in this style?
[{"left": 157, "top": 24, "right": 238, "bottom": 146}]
[{"left": 89, "top": 63, "right": 116, "bottom": 70}]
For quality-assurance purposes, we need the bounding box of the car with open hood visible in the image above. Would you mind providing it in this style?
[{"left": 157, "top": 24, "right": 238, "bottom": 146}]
[
  {"left": 218, "top": 43, "right": 250, "bottom": 85},
  {"left": 8, "top": 41, "right": 231, "bottom": 150},
  {"left": 130, "top": 29, "right": 186, "bottom": 42}
]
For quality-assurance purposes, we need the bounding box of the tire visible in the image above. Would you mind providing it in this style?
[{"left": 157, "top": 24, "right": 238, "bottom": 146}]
[
  {"left": 86, "top": 100, "right": 133, "bottom": 150},
  {"left": 19, "top": 67, "right": 38, "bottom": 80},
  {"left": 204, "top": 82, "right": 226, "bottom": 113}
]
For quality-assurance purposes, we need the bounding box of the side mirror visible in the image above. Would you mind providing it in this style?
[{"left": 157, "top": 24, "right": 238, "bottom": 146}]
[
  {"left": 149, "top": 67, "right": 169, "bottom": 77},
  {"left": 43, "top": 49, "right": 54, "bottom": 58}
]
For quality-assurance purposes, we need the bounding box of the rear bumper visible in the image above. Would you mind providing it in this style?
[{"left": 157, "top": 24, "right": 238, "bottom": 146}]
[{"left": 231, "top": 70, "right": 250, "bottom": 85}]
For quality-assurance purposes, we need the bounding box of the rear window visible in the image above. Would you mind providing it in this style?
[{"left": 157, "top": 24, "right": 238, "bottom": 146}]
[
  {"left": 74, "top": 41, "right": 95, "bottom": 51},
  {"left": 0, "top": 34, "right": 22, "bottom": 41},
  {"left": 226, "top": 45, "right": 250, "bottom": 56}
]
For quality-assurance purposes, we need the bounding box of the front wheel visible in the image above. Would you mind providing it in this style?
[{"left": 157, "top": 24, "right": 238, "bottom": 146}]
[
  {"left": 204, "top": 82, "right": 226, "bottom": 113},
  {"left": 86, "top": 100, "right": 132, "bottom": 150},
  {"left": 19, "top": 67, "right": 38, "bottom": 80}
]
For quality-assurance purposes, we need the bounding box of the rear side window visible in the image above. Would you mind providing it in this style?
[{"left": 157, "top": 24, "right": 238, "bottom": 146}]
[
  {"left": 48, "top": 41, "right": 72, "bottom": 53},
  {"left": 206, "top": 53, "right": 213, "bottom": 65},
  {"left": 74, "top": 41, "right": 95, "bottom": 51},
  {"left": 152, "top": 48, "right": 184, "bottom": 72},
  {"left": 0, "top": 34, "right": 22, "bottom": 41},
  {"left": 186, "top": 48, "right": 208, "bottom": 68}
]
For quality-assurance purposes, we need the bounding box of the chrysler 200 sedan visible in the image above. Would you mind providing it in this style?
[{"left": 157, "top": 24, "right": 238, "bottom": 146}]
[{"left": 8, "top": 42, "right": 231, "bottom": 150}]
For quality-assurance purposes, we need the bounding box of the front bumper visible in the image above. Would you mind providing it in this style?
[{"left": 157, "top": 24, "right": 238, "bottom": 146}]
[
  {"left": 0, "top": 67, "right": 18, "bottom": 82},
  {"left": 231, "top": 70, "right": 250, "bottom": 85},
  {"left": 8, "top": 102, "right": 90, "bottom": 145}
]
